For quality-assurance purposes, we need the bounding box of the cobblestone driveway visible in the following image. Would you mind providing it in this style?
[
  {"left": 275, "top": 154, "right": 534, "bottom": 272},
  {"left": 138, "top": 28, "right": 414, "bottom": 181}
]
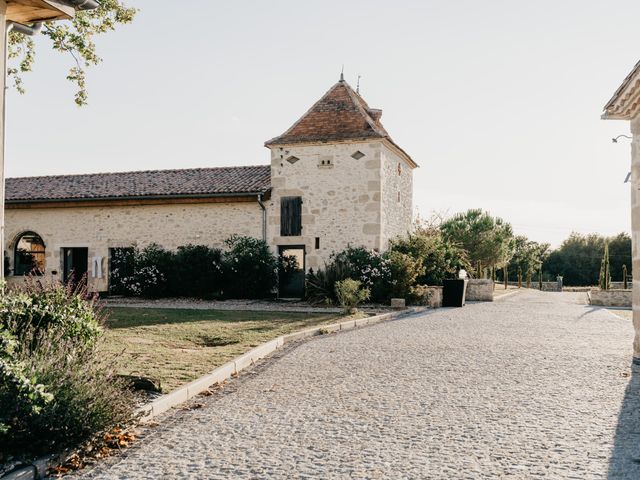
[{"left": 75, "top": 291, "right": 640, "bottom": 479}]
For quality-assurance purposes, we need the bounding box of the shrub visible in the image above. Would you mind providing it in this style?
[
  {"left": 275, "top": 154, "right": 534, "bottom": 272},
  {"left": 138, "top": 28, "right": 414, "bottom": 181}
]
[
  {"left": 389, "top": 227, "right": 468, "bottom": 286},
  {"left": 305, "top": 258, "right": 352, "bottom": 305},
  {"left": 109, "top": 247, "right": 135, "bottom": 296},
  {"left": 335, "top": 279, "right": 370, "bottom": 313},
  {"left": 223, "top": 235, "right": 278, "bottom": 299},
  {"left": 110, "top": 244, "right": 173, "bottom": 298},
  {"left": 383, "top": 250, "right": 424, "bottom": 301},
  {"left": 332, "top": 246, "right": 391, "bottom": 291},
  {"left": 0, "top": 283, "right": 134, "bottom": 460},
  {"left": 1, "top": 330, "right": 133, "bottom": 458},
  {"left": 134, "top": 244, "right": 174, "bottom": 298},
  {"left": 171, "top": 244, "right": 224, "bottom": 298},
  {"left": 0, "top": 279, "right": 101, "bottom": 346}
]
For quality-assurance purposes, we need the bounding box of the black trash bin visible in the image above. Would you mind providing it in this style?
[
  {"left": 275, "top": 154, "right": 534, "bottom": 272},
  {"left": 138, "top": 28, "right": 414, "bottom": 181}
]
[{"left": 442, "top": 279, "right": 467, "bottom": 307}]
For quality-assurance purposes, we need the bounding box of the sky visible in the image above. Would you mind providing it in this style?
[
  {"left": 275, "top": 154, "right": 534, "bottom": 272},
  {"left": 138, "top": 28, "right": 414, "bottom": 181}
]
[{"left": 5, "top": 0, "right": 640, "bottom": 247}]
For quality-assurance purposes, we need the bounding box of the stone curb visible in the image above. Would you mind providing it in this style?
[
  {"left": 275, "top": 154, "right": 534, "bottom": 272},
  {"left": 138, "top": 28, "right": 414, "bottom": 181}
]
[
  {"left": 0, "top": 452, "right": 68, "bottom": 480},
  {"left": 136, "top": 307, "right": 426, "bottom": 422}
]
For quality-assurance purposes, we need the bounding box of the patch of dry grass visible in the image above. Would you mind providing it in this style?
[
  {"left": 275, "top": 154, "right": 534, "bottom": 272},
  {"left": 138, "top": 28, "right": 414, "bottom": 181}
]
[
  {"left": 102, "top": 308, "right": 353, "bottom": 392},
  {"left": 607, "top": 309, "right": 632, "bottom": 320}
]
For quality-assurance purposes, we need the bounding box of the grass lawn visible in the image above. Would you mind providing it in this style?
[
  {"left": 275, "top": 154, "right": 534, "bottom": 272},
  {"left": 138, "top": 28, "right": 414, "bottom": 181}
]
[{"left": 102, "top": 308, "right": 351, "bottom": 392}]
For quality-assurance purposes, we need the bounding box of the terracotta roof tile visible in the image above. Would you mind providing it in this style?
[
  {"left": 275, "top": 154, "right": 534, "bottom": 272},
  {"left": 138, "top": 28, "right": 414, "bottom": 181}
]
[
  {"left": 6, "top": 165, "right": 271, "bottom": 203},
  {"left": 265, "top": 80, "right": 388, "bottom": 145},
  {"left": 265, "top": 79, "right": 417, "bottom": 167}
]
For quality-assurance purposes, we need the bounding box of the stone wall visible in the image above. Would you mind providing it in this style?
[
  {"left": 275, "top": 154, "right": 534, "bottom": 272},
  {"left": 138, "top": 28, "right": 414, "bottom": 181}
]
[
  {"left": 266, "top": 140, "right": 413, "bottom": 271},
  {"left": 631, "top": 116, "right": 640, "bottom": 357},
  {"left": 380, "top": 145, "right": 413, "bottom": 249},
  {"left": 589, "top": 288, "right": 632, "bottom": 308},
  {"left": 425, "top": 286, "right": 443, "bottom": 308},
  {"left": 5, "top": 201, "right": 262, "bottom": 292},
  {"left": 466, "top": 279, "right": 494, "bottom": 302}
]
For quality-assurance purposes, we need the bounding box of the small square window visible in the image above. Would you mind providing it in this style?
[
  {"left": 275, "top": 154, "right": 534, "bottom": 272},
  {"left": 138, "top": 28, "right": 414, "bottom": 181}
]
[
  {"left": 351, "top": 151, "right": 365, "bottom": 160},
  {"left": 286, "top": 156, "right": 300, "bottom": 165}
]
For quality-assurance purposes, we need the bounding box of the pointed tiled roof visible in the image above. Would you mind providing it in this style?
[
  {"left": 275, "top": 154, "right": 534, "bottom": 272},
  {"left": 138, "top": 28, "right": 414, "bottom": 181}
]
[{"left": 265, "top": 79, "right": 417, "bottom": 167}]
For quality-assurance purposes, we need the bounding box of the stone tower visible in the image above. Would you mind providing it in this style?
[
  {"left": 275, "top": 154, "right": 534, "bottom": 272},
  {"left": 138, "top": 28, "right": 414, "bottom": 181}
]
[{"left": 264, "top": 77, "right": 418, "bottom": 274}]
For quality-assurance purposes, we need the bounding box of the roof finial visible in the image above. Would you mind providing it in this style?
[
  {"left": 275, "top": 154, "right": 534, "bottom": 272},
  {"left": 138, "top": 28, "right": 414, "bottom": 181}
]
[
  {"left": 356, "top": 75, "right": 361, "bottom": 93},
  {"left": 340, "top": 65, "right": 344, "bottom": 82}
]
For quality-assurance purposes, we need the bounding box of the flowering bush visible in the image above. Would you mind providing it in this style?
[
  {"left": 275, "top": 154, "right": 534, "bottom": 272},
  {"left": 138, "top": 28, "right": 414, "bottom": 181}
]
[
  {"left": 223, "top": 235, "right": 278, "bottom": 299},
  {"left": 109, "top": 244, "right": 171, "bottom": 298},
  {"left": 331, "top": 246, "right": 391, "bottom": 292}
]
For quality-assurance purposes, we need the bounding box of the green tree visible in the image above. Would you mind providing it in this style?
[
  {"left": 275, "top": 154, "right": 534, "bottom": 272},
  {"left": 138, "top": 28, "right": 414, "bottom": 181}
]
[
  {"left": 8, "top": 0, "right": 137, "bottom": 106},
  {"left": 544, "top": 232, "right": 631, "bottom": 286},
  {"left": 508, "top": 236, "right": 550, "bottom": 282},
  {"left": 607, "top": 233, "right": 632, "bottom": 281},
  {"left": 440, "top": 209, "right": 515, "bottom": 277},
  {"left": 389, "top": 219, "right": 469, "bottom": 286},
  {"left": 599, "top": 242, "right": 611, "bottom": 290}
]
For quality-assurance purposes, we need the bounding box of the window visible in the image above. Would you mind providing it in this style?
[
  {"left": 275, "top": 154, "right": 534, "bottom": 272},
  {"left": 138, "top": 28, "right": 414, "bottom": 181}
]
[
  {"left": 281, "top": 196, "right": 302, "bottom": 236},
  {"left": 318, "top": 157, "right": 333, "bottom": 168},
  {"left": 351, "top": 151, "right": 365, "bottom": 160},
  {"left": 315, "top": 237, "right": 320, "bottom": 249},
  {"left": 14, "top": 231, "right": 45, "bottom": 275},
  {"left": 286, "top": 155, "right": 300, "bottom": 165}
]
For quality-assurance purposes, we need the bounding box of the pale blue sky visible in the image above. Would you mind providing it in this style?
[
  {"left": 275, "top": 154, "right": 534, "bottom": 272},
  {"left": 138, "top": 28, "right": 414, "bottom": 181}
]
[{"left": 6, "top": 0, "right": 640, "bottom": 246}]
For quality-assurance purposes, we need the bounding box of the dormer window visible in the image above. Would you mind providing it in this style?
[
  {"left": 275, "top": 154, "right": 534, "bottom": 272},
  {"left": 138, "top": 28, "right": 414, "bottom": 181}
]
[{"left": 351, "top": 151, "right": 365, "bottom": 160}]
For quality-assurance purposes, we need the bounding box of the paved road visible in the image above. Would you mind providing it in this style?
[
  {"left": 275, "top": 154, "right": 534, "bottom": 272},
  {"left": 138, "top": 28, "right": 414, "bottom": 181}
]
[{"left": 75, "top": 291, "right": 640, "bottom": 479}]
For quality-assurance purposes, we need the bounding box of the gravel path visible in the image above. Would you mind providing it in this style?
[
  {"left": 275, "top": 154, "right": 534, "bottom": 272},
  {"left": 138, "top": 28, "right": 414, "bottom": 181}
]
[{"left": 73, "top": 290, "right": 640, "bottom": 479}]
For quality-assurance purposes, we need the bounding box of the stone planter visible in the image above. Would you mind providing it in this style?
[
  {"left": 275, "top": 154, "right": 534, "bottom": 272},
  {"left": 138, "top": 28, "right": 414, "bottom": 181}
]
[
  {"left": 588, "top": 288, "right": 632, "bottom": 308},
  {"left": 466, "top": 279, "right": 494, "bottom": 302}
]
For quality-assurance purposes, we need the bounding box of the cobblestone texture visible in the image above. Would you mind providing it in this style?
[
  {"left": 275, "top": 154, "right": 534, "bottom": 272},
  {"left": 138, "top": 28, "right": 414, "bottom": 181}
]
[{"left": 73, "top": 291, "right": 640, "bottom": 479}]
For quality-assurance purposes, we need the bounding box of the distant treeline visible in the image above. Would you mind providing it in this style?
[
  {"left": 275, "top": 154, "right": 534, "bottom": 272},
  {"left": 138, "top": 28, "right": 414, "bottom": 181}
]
[{"left": 541, "top": 232, "right": 631, "bottom": 287}]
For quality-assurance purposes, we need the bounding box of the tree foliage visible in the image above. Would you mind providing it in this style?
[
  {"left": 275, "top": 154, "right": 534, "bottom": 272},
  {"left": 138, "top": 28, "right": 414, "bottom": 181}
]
[
  {"left": 8, "top": 0, "right": 137, "bottom": 106},
  {"left": 389, "top": 219, "right": 469, "bottom": 285},
  {"left": 507, "top": 235, "right": 550, "bottom": 281},
  {"left": 544, "top": 232, "right": 631, "bottom": 286},
  {"left": 440, "top": 209, "right": 515, "bottom": 276}
]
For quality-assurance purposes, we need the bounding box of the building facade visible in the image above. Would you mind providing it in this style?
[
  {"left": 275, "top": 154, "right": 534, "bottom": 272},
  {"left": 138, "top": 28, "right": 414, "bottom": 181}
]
[
  {"left": 603, "top": 61, "right": 640, "bottom": 363},
  {"left": 5, "top": 78, "right": 417, "bottom": 295}
]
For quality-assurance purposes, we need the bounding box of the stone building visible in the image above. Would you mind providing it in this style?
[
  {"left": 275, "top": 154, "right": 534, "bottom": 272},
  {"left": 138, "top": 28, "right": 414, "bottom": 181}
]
[
  {"left": 4, "top": 77, "right": 417, "bottom": 296},
  {"left": 603, "top": 61, "right": 640, "bottom": 363}
]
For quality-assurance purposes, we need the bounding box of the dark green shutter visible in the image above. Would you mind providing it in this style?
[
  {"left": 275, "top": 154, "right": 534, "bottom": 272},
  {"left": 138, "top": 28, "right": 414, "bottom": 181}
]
[{"left": 281, "top": 196, "right": 302, "bottom": 236}]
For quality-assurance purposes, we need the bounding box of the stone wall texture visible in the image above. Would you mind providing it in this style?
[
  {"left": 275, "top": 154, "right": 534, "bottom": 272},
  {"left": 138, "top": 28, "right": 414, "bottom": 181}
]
[
  {"left": 5, "top": 202, "right": 262, "bottom": 292},
  {"left": 6, "top": 141, "right": 415, "bottom": 293},
  {"left": 380, "top": 146, "right": 413, "bottom": 249},
  {"left": 466, "top": 279, "right": 494, "bottom": 302},
  {"left": 589, "top": 289, "right": 632, "bottom": 308},
  {"left": 266, "top": 140, "right": 413, "bottom": 271},
  {"left": 631, "top": 116, "right": 640, "bottom": 358}
]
